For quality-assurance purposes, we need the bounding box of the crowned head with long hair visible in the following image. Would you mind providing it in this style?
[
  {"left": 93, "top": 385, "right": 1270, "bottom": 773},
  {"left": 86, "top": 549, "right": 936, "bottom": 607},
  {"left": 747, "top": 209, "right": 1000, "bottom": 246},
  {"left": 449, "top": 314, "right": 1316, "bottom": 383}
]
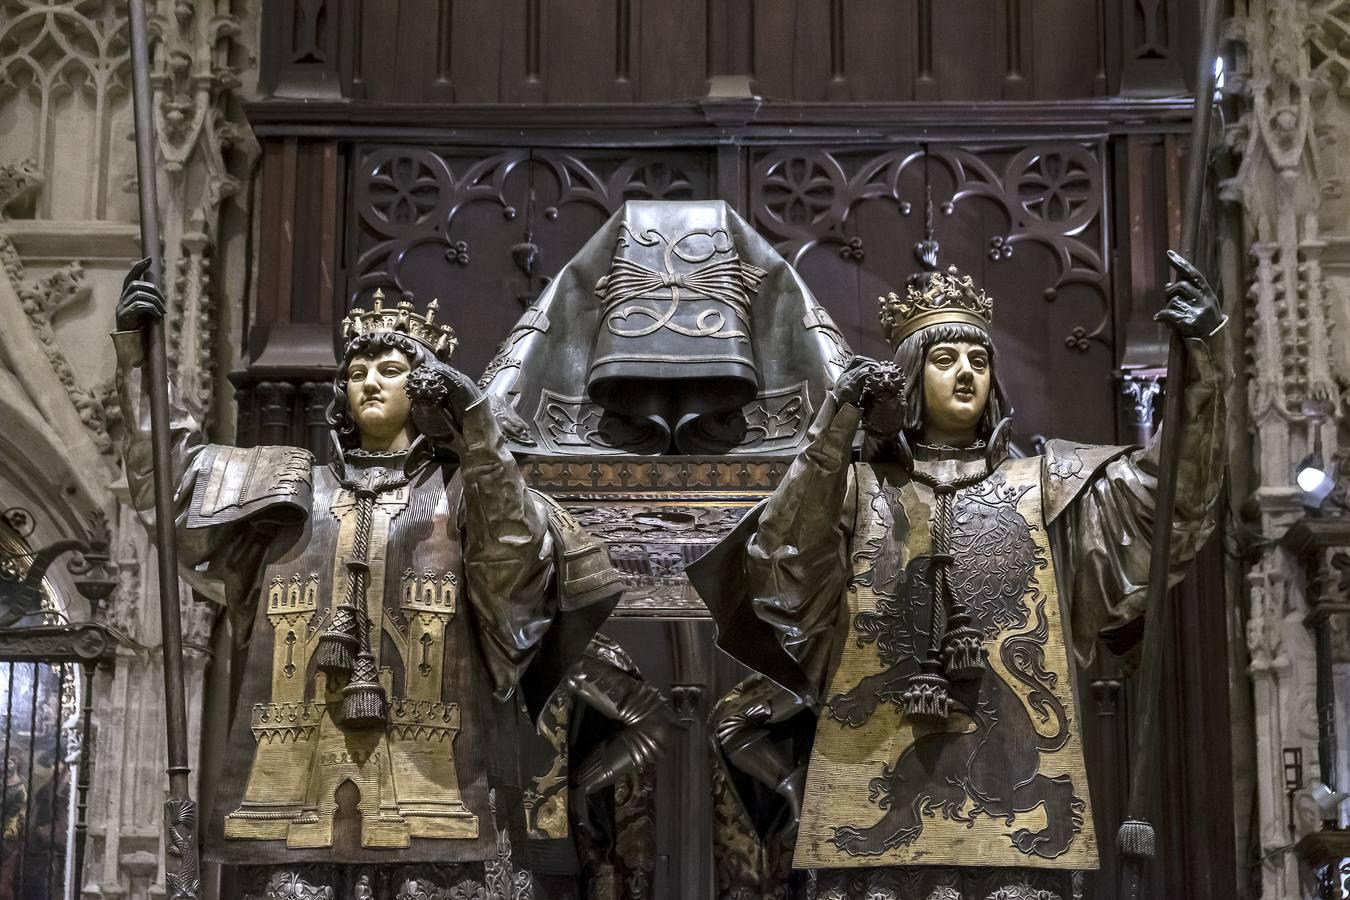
[
  {"left": 877, "top": 265, "right": 1011, "bottom": 447},
  {"left": 327, "top": 290, "right": 461, "bottom": 452}
]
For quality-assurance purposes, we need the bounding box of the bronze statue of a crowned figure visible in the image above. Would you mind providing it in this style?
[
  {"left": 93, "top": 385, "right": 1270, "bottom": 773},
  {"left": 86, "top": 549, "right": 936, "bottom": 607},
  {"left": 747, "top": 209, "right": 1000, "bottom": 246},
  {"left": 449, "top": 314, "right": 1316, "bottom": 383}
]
[
  {"left": 688, "top": 253, "right": 1228, "bottom": 898},
  {"left": 111, "top": 263, "right": 632, "bottom": 900}
]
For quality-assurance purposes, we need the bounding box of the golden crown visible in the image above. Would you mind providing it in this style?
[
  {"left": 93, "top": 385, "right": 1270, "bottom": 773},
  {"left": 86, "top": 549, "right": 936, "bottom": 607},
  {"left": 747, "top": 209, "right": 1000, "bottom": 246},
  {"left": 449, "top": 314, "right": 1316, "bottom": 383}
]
[
  {"left": 878, "top": 264, "right": 994, "bottom": 348},
  {"left": 341, "top": 288, "right": 458, "bottom": 361}
]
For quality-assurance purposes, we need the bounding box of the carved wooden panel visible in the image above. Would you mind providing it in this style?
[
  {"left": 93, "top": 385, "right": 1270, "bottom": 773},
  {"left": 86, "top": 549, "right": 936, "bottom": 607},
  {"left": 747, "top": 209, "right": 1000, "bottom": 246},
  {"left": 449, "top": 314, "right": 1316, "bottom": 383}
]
[
  {"left": 747, "top": 142, "right": 1115, "bottom": 445},
  {"left": 258, "top": 0, "right": 1183, "bottom": 104},
  {"left": 347, "top": 0, "right": 710, "bottom": 103},
  {"left": 1113, "top": 0, "right": 1190, "bottom": 95},
  {"left": 347, "top": 146, "right": 716, "bottom": 375},
  {"left": 260, "top": 0, "right": 358, "bottom": 98}
]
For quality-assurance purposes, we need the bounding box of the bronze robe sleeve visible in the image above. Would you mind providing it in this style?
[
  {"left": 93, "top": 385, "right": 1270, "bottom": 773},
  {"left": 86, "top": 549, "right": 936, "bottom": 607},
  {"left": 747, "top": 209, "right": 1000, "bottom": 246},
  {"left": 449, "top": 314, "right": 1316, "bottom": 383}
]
[
  {"left": 454, "top": 396, "right": 558, "bottom": 700},
  {"left": 743, "top": 391, "right": 862, "bottom": 695},
  {"left": 1048, "top": 327, "right": 1230, "bottom": 664},
  {"left": 114, "top": 331, "right": 309, "bottom": 611}
]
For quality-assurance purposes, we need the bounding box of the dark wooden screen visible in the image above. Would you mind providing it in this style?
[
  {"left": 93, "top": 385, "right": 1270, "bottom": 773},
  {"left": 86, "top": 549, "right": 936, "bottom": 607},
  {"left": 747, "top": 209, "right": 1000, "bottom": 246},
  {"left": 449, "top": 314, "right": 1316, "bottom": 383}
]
[
  {"left": 234, "top": 3, "right": 1236, "bottom": 897},
  {"left": 261, "top": 0, "right": 1199, "bottom": 103}
]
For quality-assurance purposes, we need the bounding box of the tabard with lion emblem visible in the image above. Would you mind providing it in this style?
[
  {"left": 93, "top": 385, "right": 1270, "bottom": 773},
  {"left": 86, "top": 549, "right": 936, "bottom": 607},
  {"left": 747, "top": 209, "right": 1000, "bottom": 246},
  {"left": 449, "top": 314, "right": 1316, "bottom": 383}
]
[
  {"left": 796, "top": 456, "right": 1094, "bottom": 870},
  {"left": 690, "top": 318, "right": 1227, "bottom": 878}
]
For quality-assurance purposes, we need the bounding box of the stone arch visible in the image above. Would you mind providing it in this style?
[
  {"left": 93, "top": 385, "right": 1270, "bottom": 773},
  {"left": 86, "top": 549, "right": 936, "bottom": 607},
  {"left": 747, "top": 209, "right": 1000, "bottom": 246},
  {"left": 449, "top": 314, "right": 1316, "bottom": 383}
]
[{"left": 332, "top": 777, "right": 363, "bottom": 856}]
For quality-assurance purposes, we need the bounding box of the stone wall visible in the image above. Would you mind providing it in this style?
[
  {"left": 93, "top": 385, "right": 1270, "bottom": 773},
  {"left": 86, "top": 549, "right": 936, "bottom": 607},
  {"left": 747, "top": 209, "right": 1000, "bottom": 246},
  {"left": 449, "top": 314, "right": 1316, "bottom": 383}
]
[{"left": 0, "top": 2, "right": 259, "bottom": 898}]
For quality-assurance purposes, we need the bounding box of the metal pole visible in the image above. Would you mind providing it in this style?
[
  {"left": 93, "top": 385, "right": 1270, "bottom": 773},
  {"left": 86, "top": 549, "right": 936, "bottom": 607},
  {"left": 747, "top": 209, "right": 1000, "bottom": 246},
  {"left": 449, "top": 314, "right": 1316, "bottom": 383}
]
[
  {"left": 126, "top": 2, "right": 199, "bottom": 898},
  {"left": 47, "top": 664, "right": 66, "bottom": 900},
  {"left": 72, "top": 663, "right": 97, "bottom": 900},
  {"left": 1116, "top": 1, "right": 1224, "bottom": 897},
  {"left": 18, "top": 663, "right": 39, "bottom": 896}
]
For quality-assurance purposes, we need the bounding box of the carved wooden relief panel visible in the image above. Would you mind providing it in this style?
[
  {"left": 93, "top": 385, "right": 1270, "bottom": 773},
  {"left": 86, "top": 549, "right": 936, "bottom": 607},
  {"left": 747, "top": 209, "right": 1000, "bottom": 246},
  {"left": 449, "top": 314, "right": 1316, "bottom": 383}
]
[{"left": 747, "top": 141, "right": 1115, "bottom": 444}]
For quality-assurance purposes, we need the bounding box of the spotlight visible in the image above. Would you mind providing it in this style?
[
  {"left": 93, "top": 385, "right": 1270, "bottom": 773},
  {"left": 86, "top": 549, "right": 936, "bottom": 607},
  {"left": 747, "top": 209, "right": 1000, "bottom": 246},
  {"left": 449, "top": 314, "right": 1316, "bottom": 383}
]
[
  {"left": 1296, "top": 401, "right": 1338, "bottom": 508},
  {"left": 1297, "top": 451, "right": 1336, "bottom": 506}
]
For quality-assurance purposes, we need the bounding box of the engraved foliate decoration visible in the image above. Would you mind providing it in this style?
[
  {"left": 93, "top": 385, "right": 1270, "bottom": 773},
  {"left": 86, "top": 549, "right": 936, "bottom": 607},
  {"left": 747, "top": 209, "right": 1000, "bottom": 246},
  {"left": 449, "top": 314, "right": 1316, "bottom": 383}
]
[
  {"left": 247, "top": 869, "right": 336, "bottom": 900},
  {"left": 483, "top": 789, "right": 534, "bottom": 900},
  {"left": 878, "top": 264, "right": 995, "bottom": 349},
  {"left": 677, "top": 382, "right": 812, "bottom": 454},
  {"left": 810, "top": 867, "right": 1072, "bottom": 900},
  {"left": 533, "top": 390, "right": 668, "bottom": 455},
  {"left": 343, "top": 288, "right": 459, "bottom": 362},
  {"left": 984, "top": 885, "right": 1063, "bottom": 900}
]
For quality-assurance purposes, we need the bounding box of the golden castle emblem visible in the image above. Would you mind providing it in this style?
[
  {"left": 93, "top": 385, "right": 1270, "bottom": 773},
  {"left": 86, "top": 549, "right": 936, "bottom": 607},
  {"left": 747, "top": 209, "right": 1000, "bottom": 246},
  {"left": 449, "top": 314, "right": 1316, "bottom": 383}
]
[{"left": 223, "top": 488, "right": 477, "bottom": 848}]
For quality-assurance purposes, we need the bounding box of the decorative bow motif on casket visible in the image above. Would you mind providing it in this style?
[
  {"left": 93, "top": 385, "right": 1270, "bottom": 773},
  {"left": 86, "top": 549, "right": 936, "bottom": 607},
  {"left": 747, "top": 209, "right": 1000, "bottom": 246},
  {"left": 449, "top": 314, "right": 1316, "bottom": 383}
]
[{"left": 596, "top": 227, "right": 766, "bottom": 341}]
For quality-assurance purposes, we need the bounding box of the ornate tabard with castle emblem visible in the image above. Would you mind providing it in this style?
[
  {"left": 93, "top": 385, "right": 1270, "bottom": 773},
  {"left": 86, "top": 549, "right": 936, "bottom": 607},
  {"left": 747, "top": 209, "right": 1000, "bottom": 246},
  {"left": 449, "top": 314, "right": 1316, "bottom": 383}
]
[
  {"left": 794, "top": 456, "right": 1097, "bottom": 871},
  {"left": 114, "top": 263, "right": 627, "bottom": 894},
  {"left": 205, "top": 454, "right": 528, "bottom": 867}
]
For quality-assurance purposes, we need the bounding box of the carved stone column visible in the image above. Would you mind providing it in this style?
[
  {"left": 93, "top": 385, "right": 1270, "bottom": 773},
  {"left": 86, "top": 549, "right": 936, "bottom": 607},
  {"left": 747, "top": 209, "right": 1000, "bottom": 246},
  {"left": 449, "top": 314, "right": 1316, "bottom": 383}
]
[
  {"left": 1246, "top": 544, "right": 1318, "bottom": 897},
  {"left": 1228, "top": 3, "right": 1350, "bottom": 896}
]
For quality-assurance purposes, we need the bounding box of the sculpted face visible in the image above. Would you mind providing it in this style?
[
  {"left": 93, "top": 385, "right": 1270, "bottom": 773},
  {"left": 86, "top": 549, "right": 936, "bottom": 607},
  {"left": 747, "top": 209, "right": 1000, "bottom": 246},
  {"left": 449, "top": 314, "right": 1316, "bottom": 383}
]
[
  {"left": 921, "top": 340, "right": 991, "bottom": 444},
  {"left": 346, "top": 348, "right": 413, "bottom": 449}
]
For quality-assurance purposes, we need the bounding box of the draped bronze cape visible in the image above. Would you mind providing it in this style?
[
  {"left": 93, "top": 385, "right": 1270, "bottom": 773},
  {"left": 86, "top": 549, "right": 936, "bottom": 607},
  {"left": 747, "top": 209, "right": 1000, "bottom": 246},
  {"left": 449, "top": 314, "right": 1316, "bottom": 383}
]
[
  {"left": 690, "top": 327, "right": 1228, "bottom": 877},
  {"left": 114, "top": 332, "right": 621, "bottom": 868},
  {"left": 481, "top": 200, "right": 851, "bottom": 456}
]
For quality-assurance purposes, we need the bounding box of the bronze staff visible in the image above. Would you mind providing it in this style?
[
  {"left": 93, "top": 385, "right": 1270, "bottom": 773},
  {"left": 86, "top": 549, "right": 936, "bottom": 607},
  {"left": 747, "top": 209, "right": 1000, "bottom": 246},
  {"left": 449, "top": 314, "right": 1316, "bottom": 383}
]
[
  {"left": 1117, "top": 0, "right": 1224, "bottom": 895},
  {"left": 125, "top": 2, "right": 199, "bottom": 898}
]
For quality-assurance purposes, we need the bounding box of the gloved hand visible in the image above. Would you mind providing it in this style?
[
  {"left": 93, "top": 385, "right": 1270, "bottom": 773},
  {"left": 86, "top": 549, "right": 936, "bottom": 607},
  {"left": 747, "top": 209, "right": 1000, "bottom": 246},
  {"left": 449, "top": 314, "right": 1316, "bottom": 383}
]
[
  {"left": 404, "top": 360, "right": 482, "bottom": 439},
  {"left": 115, "top": 258, "right": 165, "bottom": 332},
  {"left": 833, "top": 355, "right": 881, "bottom": 408},
  {"left": 1155, "top": 250, "right": 1224, "bottom": 339},
  {"left": 860, "top": 361, "right": 907, "bottom": 437}
]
